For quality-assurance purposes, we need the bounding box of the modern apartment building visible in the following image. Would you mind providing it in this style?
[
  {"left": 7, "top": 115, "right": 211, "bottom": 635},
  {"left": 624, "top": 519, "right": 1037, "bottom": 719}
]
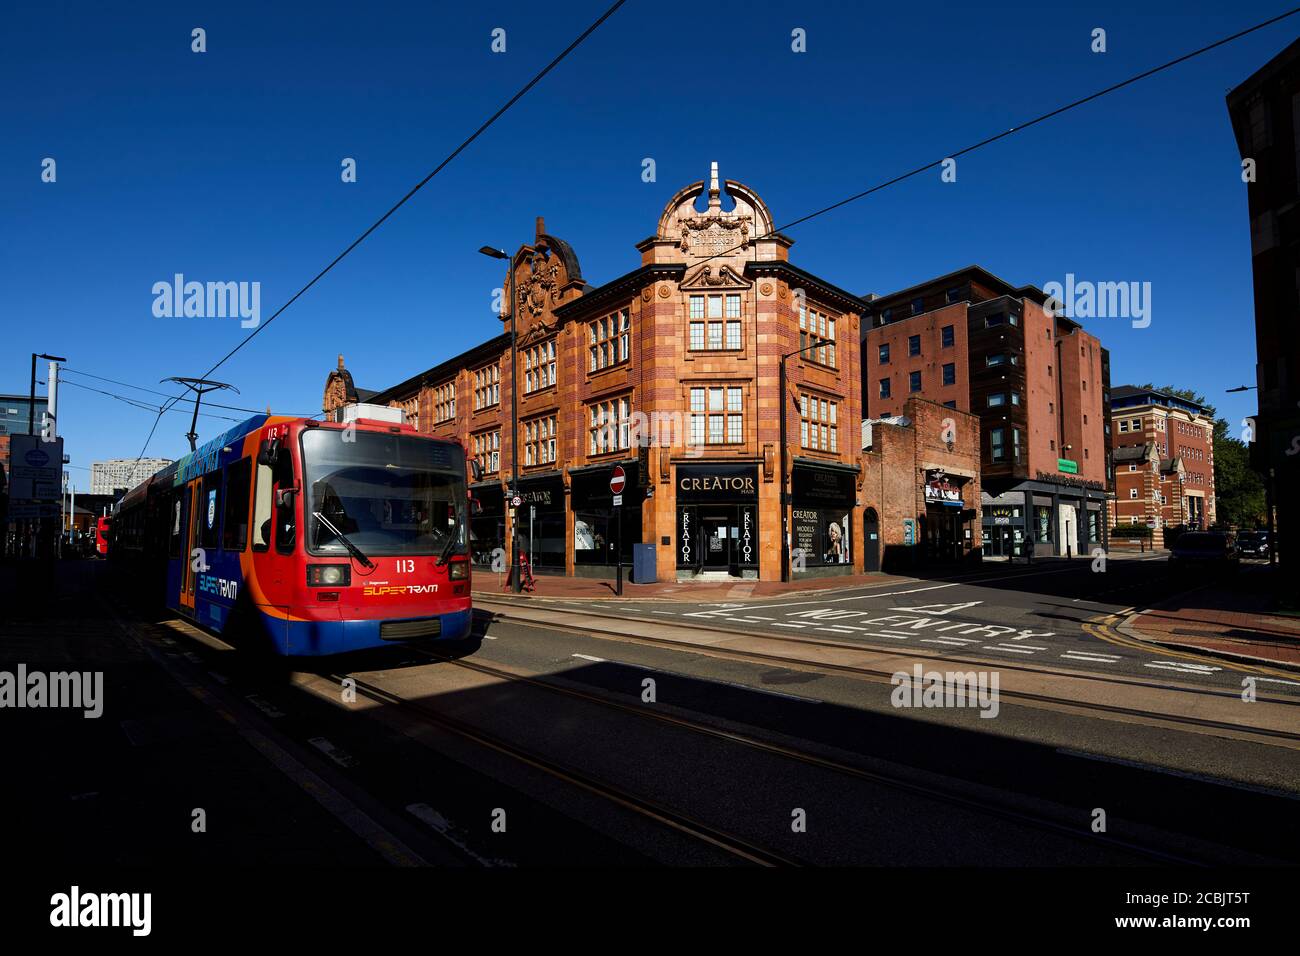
[{"left": 860, "top": 266, "right": 1112, "bottom": 558}]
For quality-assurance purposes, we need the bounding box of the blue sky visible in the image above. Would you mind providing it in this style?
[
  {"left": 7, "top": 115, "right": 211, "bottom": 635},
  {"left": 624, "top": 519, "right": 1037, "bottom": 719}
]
[{"left": 2, "top": 0, "right": 1291, "bottom": 480}]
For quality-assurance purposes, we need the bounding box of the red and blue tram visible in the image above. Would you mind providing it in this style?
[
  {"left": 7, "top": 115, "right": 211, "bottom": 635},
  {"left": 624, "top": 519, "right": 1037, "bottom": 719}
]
[{"left": 111, "top": 412, "right": 473, "bottom": 655}]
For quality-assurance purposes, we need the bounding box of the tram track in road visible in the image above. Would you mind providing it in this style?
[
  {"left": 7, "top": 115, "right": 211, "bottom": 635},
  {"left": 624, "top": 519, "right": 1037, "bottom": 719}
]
[
  {"left": 101, "top": 593, "right": 679, "bottom": 867},
  {"left": 407, "top": 642, "right": 1245, "bottom": 865},
  {"left": 317, "top": 669, "right": 801, "bottom": 867},
  {"left": 473, "top": 599, "right": 1300, "bottom": 747},
  {"left": 104, "top": 593, "right": 801, "bottom": 866}
]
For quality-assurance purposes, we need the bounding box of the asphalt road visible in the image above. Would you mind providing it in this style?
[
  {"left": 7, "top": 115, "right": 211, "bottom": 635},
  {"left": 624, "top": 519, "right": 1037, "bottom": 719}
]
[
  {"left": 8, "top": 558, "right": 1298, "bottom": 867},
  {"left": 456, "top": 613, "right": 1300, "bottom": 863},
  {"left": 528, "top": 556, "right": 1300, "bottom": 697}
]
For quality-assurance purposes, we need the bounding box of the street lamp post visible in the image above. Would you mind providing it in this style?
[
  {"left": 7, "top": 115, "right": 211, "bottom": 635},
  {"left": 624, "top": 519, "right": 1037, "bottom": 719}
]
[
  {"left": 480, "top": 245, "right": 522, "bottom": 593},
  {"left": 29, "top": 353, "right": 66, "bottom": 435},
  {"left": 779, "top": 336, "right": 828, "bottom": 583}
]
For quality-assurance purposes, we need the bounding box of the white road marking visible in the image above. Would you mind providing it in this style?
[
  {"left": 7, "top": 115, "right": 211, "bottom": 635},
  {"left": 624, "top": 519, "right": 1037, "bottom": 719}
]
[
  {"left": 892, "top": 601, "right": 983, "bottom": 616},
  {"left": 1253, "top": 676, "right": 1300, "bottom": 687},
  {"left": 1145, "top": 661, "right": 1222, "bottom": 674},
  {"left": 308, "top": 737, "right": 359, "bottom": 769},
  {"left": 245, "top": 694, "right": 285, "bottom": 718},
  {"left": 818, "top": 626, "right": 857, "bottom": 634},
  {"left": 984, "top": 645, "right": 1035, "bottom": 654},
  {"left": 774, "top": 623, "right": 808, "bottom": 629},
  {"left": 571, "top": 653, "right": 606, "bottom": 663},
  {"left": 407, "top": 803, "right": 513, "bottom": 867},
  {"left": 727, "top": 582, "right": 960, "bottom": 613},
  {"left": 651, "top": 611, "right": 678, "bottom": 616},
  {"left": 1060, "top": 652, "right": 1121, "bottom": 663},
  {"left": 921, "top": 638, "right": 976, "bottom": 646}
]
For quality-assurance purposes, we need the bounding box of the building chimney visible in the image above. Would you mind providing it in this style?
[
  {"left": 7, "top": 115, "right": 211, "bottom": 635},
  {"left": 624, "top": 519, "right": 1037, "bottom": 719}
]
[
  {"left": 535, "top": 216, "right": 545, "bottom": 242},
  {"left": 337, "top": 354, "right": 345, "bottom": 370}
]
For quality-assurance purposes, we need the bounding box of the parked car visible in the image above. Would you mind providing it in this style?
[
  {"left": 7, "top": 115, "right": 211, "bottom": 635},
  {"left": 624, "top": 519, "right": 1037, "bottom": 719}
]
[
  {"left": 1236, "top": 530, "right": 1271, "bottom": 558},
  {"left": 1169, "top": 531, "right": 1240, "bottom": 570}
]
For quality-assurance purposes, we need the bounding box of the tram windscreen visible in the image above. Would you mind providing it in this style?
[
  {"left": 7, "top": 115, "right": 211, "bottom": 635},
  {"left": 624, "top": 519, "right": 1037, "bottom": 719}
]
[{"left": 301, "top": 429, "right": 468, "bottom": 558}]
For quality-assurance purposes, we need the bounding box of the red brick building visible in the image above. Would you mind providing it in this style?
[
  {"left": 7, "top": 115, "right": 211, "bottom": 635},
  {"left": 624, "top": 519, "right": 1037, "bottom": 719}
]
[
  {"left": 861, "top": 398, "right": 983, "bottom": 568},
  {"left": 325, "top": 165, "right": 981, "bottom": 580},
  {"left": 860, "top": 266, "right": 1112, "bottom": 558},
  {"left": 1227, "top": 37, "right": 1300, "bottom": 566},
  {"left": 1109, "top": 384, "right": 1216, "bottom": 542}
]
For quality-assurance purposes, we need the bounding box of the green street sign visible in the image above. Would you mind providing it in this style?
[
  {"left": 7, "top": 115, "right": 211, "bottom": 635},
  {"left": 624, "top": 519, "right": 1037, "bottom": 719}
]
[{"left": 1058, "top": 458, "right": 1078, "bottom": 474}]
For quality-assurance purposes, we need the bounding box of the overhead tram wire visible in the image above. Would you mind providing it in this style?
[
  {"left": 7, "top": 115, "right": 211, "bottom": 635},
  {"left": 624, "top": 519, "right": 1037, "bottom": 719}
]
[
  {"left": 135, "top": 0, "right": 631, "bottom": 461},
  {"left": 686, "top": 6, "right": 1300, "bottom": 274},
  {"left": 61, "top": 379, "right": 244, "bottom": 424},
  {"left": 61, "top": 367, "right": 317, "bottom": 418}
]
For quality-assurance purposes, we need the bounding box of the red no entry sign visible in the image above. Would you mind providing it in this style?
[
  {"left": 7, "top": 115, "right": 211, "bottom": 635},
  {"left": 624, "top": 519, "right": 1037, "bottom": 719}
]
[{"left": 609, "top": 465, "right": 626, "bottom": 495}]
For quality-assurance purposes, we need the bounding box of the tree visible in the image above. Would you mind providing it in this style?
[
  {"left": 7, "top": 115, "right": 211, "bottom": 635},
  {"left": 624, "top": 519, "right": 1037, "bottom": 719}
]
[
  {"left": 1135, "top": 384, "right": 1263, "bottom": 528},
  {"left": 1212, "top": 424, "right": 1267, "bottom": 529}
]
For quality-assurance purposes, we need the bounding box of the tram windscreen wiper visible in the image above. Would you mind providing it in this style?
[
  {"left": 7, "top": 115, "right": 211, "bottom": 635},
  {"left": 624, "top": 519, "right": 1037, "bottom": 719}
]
[
  {"left": 435, "top": 529, "right": 458, "bottom": 567},
  {"left": 312, "top": 511, "right": 375, "bottom": 570}
]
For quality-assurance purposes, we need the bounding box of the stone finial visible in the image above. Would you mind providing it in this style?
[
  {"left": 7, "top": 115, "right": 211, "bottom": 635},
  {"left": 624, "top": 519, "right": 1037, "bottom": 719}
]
[
  {"left": 536, "top": 216, "right": 546, "bottom": 241},
  {"left": 337, "top": 354, "right": 345, "bottom": 370},
  {"left": 708, "top": 161, "right": 720, "bottom": 208}
]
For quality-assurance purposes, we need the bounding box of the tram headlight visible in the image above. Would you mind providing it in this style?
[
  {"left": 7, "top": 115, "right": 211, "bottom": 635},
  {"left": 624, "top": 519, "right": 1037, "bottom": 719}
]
[
  {"left": 307, "top": 564, "right": 351, "bottom": 587},
  {"left": 448, "top": 560, "right": 468, "bottom": 580}
]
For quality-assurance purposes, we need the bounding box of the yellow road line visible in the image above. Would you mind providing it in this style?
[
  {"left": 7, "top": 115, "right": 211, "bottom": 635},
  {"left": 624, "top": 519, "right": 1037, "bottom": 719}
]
[{"left": 1082, "top": 619, "right": 1299, "bottom": 683}]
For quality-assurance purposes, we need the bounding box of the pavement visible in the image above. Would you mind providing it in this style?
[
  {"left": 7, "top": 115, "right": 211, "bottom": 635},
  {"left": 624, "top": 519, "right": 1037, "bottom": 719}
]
[
  {"left": 474, "top": 563, "right": 988, "bottom": 602},
  {"left": 1119, "top": 563, "right": 1300, "bottom": 671}
]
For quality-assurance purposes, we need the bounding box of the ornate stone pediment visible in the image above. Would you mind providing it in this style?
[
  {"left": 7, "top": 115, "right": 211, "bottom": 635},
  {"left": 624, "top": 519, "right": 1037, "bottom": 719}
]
[
  {"left": 518, "top": 315, "right": 560, "bottom": 345},
  {"left": 680, "top": 264, "right": 753, "bottom": 290}
]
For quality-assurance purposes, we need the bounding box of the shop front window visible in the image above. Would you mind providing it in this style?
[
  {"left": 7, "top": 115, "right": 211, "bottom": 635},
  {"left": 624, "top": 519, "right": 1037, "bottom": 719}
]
[{"left": 1034, "top": 505, "right": 1053, "bottom": 543}]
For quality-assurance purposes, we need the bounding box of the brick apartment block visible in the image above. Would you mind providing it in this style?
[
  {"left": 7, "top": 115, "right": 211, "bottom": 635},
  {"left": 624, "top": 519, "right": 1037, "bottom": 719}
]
[{"left": 860, "top": 266, "right": 1112, "bottom": 558}]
